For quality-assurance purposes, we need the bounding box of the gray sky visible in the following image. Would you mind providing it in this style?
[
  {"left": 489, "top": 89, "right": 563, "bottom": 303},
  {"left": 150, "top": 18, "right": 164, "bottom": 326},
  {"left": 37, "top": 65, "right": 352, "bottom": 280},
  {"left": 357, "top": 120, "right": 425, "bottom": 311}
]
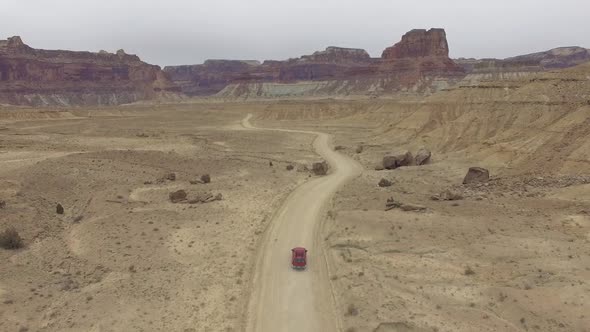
[{"left": 1, "top": 0, "right": 588, "bottom": 66}]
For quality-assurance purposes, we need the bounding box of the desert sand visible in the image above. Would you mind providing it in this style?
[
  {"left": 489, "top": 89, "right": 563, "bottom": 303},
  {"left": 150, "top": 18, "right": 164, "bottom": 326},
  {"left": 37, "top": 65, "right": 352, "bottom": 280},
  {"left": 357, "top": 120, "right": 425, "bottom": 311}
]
[{"left": 2, "top": 64, "right": 590, "bottom": 332}]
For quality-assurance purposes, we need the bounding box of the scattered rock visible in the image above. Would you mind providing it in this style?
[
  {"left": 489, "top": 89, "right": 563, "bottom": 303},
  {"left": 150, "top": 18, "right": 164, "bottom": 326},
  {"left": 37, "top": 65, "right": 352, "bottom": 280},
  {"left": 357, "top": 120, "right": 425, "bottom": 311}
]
[
  {"left": 385, "top": 197, "right": 402, "bottom": 210},
  {"left": 296, "top": 164, "right": 309, "bottom": 172},
  {"left": 312, "top": 161, "right": 329, "bottom": 176},
  {"left": 200, "top": 174, "right": 211, "bottom": 184},
  {"left": 378, "top": 178, "right": 393, "bottom": 187},
  {"left": 431, "top": 189, "right": 463, "bottom": 201},
  {"left": 382, "top": 151, "right": 413, "bottom": 169},
  {"left": 56, "top": 203, "right": 64, "bottom": 215},
  {"left": 463, "top": 167, "right": 490, "bottom": 184},
  {"left": 269, "top": 161, "right": 273, "bottom": 167},
  {"left": 415, "top": 148, "right": 432, "bottom": 165},
  {"left": 286, "top": 164, "right": 294, "bottom": 171},
  {"left": 400, "top": 203, "right": 427, "bottom": 212},
  {"left": 73, "top": 215, "right": 84, "bottom": 223},
  {"left": 374, "top": 164, "right": 385, "bottom": 171},
  {"left": 0, "top": 200, "right": 5, "bottom": 209},
  {"left": 165, "top": 173, "right": 176, "bottom": 181},
  {"left": 188, "top": 192, "right": 223, "bottom": 204},
  {"left": 385, "top": 197, "right": 426, "bottom": 212},
  {"left": 143, "top": 181, "right": 153, "bottom": 185},
  {"left": 169, "top": 190, "right": 187, "bottom": 203},
  {"left": 355, "top": 145, "right": 363, "bottom": 154},
  {"left": 334, "top": 145, "right": 345, "bottom": 151},
  {"left": 136, "top": 133, "right": 149, "bottom": 138}
]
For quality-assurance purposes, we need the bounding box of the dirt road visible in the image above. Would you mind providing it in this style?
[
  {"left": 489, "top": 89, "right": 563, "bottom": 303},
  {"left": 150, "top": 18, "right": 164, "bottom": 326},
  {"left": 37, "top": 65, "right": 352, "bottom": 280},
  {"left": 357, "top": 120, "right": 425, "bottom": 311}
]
[{"left": 242, "top": 114, "right": 363, "bottom": 332}]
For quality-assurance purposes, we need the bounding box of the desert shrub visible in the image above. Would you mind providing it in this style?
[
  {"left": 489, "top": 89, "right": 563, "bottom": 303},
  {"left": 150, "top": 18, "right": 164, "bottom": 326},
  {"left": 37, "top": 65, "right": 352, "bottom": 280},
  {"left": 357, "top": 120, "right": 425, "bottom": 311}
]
[
  {"left": 286, "top": 164, "right": 294, "bottom": 171},
  {"left": 464, "top": 266, "right": 475, "bottom": 275},
  {"left": 0, "top": 227, "right": 24, "bottom": 249}
]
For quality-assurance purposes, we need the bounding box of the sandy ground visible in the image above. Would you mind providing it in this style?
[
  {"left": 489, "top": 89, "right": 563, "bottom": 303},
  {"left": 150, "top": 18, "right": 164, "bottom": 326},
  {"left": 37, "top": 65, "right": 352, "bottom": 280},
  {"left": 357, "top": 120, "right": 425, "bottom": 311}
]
[{"left": 0, "top": 104, "right": 323, "bottom": 332}]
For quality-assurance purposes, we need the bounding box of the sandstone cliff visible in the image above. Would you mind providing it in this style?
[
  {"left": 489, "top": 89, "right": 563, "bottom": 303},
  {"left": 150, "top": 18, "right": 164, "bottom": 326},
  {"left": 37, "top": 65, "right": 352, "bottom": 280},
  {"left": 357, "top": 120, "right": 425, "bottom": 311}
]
[
  {"left": 381, "top": 28, "right": 449, "bottom": 59},
  {"left": 455, "top": 46, "right": 590, "bottom": 85},
  {"left": 0, "top": 36, "right": 178, "bottom": 106},
  {"left": 164, "top": 28, "right": 465, "bottom": 98}
]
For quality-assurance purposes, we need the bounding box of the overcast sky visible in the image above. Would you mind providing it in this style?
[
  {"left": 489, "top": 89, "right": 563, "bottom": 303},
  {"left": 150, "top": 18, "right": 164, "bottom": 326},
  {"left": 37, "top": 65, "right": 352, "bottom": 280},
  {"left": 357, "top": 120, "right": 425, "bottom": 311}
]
[{"left": 1, "top": 0, "right": 588, "bottom": 66}]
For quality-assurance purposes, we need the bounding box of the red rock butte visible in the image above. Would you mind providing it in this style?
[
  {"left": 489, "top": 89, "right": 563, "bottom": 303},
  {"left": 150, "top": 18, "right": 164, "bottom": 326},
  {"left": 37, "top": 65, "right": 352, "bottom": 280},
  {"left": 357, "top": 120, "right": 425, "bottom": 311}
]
[{"left": 382, "top": 28, "right": 449, "bottom": 59}]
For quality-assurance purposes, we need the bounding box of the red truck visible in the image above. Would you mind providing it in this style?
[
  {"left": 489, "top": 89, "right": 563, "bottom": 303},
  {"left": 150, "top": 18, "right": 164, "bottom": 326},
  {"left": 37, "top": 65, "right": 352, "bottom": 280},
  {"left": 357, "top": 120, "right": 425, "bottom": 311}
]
[{"left": 291, "top": 247, "right": 307, "bottom": 270}]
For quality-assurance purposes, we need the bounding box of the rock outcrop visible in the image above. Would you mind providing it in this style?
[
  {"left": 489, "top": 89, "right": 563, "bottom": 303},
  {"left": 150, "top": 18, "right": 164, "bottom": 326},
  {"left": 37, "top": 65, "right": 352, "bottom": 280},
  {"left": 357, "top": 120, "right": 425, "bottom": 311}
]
[
  {"left": 164, "top": 28, "right": 465, "bottom": 98},
  {"left": 0, "top": 36, "right": 179, "bottom": 106},
  {"left": 415, "top": 148, "right": 432, "bottom": 165}
]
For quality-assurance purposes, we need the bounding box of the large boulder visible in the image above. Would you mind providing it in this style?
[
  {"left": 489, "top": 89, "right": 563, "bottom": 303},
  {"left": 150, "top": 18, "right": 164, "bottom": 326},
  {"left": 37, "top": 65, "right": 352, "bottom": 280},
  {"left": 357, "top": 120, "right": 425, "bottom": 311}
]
[
  {"left": 415, "top": 148, "right": 432, "bottom": 165},
  {"left": 463, "top": 167, "right": 490, "bottom": 184},
  {"left": 312, "top": 161, "right": 329, "bottom": 176},
  {"left": 382, "top": 151, "right": 413, "bottom": 170}
]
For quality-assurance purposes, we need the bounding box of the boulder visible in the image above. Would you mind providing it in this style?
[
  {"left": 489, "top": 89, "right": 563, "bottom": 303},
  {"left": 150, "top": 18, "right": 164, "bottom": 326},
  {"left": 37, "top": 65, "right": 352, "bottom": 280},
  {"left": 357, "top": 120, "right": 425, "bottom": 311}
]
[
  {"left": 463, "top": 167, "right": 490, "bottom": 184},
  {"left": 169, "top": 190, "right": 187, "bottom": 203},
  {"left": 415, "top": 148, "right": 432, "bottom": 165},
  {"left": 56, "top": 203, "right": 64, "bottom": 214},
  {"left": 200, "top": 174, "right": 211, "bottom": 183},
  {"left": 312, "top": 161, "right": 329, "bottom": 176},
  {"left": 382, "top": 151, "right": 413, "bottom": 169}
]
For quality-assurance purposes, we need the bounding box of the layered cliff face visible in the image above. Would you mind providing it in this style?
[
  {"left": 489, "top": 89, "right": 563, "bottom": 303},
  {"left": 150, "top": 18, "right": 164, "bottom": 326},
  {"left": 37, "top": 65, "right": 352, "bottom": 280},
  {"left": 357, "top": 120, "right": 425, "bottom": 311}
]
[
  {"left": 455, "top": 46, "right": 590, "bottom": 85},
  {"left": 164, "top": 28, "right": 465, "bottom": 98},
  {"left": 0, "top": 36, "right": 178, "bottom": 106}
]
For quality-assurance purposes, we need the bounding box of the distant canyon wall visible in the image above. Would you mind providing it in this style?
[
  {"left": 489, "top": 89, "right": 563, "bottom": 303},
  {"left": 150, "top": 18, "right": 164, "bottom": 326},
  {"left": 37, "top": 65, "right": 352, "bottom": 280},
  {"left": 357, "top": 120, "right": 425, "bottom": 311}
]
[
  {"left": 165, "top": 28, "right": 466, "bottom": 98},
  {"left": 1, "top": 30, "right": 589, "bottom": 106},
  {"left": 0, "top": 36, "right": 179, "bottom": 106}
]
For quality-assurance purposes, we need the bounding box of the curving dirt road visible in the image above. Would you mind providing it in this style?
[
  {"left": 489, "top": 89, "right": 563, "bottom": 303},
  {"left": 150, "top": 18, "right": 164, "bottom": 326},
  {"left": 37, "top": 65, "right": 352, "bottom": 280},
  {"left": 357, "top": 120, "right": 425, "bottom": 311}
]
[{"left": 242, "top": 114, "right": 363, "bottom": 332}]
